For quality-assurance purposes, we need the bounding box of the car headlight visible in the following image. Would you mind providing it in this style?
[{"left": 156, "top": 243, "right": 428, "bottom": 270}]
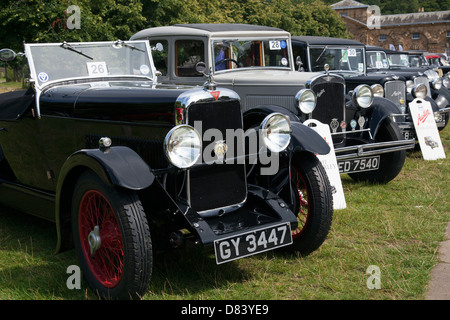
[
  {"left": 431, "top": 78, "right": 442, "bottom": 90},
  {"left": 443, "top": 77, "right": 450, "bottom": 89},
  {"left": 406, "top": 80, "right": 414, "bottom": 93},
  {"left": 295, "top": 89, "right": 316, "bottom": 114},
  {"left": 371, "top": 84, "right": 384, "bottom": 97},
  {"left": 424, "top": 69, "right": 439, "bottom": 81},
  {"left": 412, "top": 83, "right": 427, "bottom": 99},
  {"left": 260, "top": 113, "right": 291, "bottom": 153},
  {"left": 352, "top": 84, "right": 373, "bottom": 109},
  {"left": 164, "top": 125, "right": 202, "bottom": 168}
]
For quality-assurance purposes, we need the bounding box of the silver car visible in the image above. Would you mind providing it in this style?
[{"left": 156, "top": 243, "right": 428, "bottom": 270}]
[{"left": 132, "top": 23, "right": 414, "bottom": 183}]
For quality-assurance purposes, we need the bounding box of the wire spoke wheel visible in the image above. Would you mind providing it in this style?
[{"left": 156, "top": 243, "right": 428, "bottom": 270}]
[
  {"left": 72, "top": 172, "right": 152, "bottom": 299},
  {"left": 290, "top": 166, "right": 310, "bottom": 240},
  {"left": 79, "top": 190, "right": 124, "bottom": 288},
  {"left": 279, "top": 153, "right": 333, "bottom": 256}
]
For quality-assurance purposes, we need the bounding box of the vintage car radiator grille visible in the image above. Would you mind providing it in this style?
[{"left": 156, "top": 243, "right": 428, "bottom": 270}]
[
  {"left": 414, "top": 76, "right": 431, "bottom": 98},
  {"left": 310, "top": 78, "right": 345, "bottom": 136},
  {"left": 187, "top": 100, "right": 247, "bottom": 212},
  {"left": 384, "top": 80, "right": 406, "bottom": 111}
]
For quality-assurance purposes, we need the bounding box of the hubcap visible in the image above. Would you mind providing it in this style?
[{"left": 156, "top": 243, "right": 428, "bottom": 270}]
[{"left": 88, "top": 226, "right": 101, "bottom": 255}]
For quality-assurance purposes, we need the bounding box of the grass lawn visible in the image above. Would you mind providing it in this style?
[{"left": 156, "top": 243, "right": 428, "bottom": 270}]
[{"left": 0, "top": 111, "right": 448, "bottom": 300}]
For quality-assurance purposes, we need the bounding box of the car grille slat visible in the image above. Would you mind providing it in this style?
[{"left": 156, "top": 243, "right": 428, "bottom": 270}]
[
  {"left": 309, "top": 75, "right": 345, "bottom": 142},
  {"left": 384, "top": 80, "right": 406, "bottom": 111},
  {"left": 187, "top": 100, "right": 247, "bottom": 212}
]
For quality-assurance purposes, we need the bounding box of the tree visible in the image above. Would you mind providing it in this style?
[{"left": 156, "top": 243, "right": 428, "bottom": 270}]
[
  {"left": 0, "top": 0, "right": 146, "bottom": 51},
  {"left": 141, "top": 0, "right": 350, "bottom": 38}
]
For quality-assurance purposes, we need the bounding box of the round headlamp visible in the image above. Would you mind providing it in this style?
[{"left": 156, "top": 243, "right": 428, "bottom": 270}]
[
  {"left": 295, "top": 89, "right": 317, "bottom": 114},
  {"left": 424, "top": 69, "right": 439, "bottom": 81},
  {"left": 431, "top": 78, "right": 442, "bottom": 90},
  {"left": 443, "top": 77, "right": 450, "bottom": 89},
  {"left": 406, "top": 80, "right": 414, "bottom": 93},
  {"left": 352, "top": 84, "right": 373, "bottom": 109},
  {"left": 371, "top": 84, "right": 384, "bottom": 97},
  {"left": 164, "top": 125, "right": 202, "bottom": 168},
  {"left": 412, "top": 83, "right": 427, "bottom": 99},
  {"left": 260, "top": 113, "right": 291, "bottom": 153}
]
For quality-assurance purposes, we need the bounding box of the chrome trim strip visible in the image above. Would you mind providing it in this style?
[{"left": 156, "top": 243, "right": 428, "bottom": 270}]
[{"left": 335, "top": 139, "right": 415, "bottom": 160}]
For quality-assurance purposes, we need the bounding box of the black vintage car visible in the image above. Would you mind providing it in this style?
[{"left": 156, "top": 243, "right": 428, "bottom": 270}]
[
  {"left": 132, "top": 24, "right": 414, "bottom": 184},
  {"left": 365, "top": 46, "right": 450, "bottom": 130},
  {"left": 292, "top": 36, "right": 448, "bottom": 142},
  {"left": 0, "top": 41, "right": 333, "bottom": 299}
]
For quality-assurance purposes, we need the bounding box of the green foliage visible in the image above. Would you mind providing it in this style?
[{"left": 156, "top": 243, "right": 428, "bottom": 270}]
[
  {"left": 0, "top": 0, "right": 146, "bottom": 51},
  {"left": 0, "top": 0, "right": 349, "bottom": 54},
  {"left": 142, "top": 0, "right": 350, "bottom": 38}
]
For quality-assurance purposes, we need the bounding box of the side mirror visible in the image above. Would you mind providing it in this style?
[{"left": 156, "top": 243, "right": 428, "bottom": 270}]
[
  {"left": 0, "top": 48, "right": 17, "bottom": 62},
  {"left": 195, "top": 61, "right": 207, "bottom": 75},
  {"left": 195, "top": 62, "right": 216, "bottom": 90}
]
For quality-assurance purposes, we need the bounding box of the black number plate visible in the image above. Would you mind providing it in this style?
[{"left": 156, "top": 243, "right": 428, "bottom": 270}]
[
  {"left": 338, "top": 155, "right": 380, "bottom": 174},
  {"left": 214, "top": 223, "right": 293, "bottom": 264}
]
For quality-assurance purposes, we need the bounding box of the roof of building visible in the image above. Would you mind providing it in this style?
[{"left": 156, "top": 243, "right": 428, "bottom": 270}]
[
  {"left": 330, "top": 0, "right": 369, "bottom": 9},
  {"left": 379, "top": 11, "right": 450, "bottom": 26}
]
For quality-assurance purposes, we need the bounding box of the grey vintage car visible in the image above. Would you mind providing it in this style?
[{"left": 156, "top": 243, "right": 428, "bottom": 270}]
[{"left": 132, "top": 24, "right": 414, "bottom": 183}]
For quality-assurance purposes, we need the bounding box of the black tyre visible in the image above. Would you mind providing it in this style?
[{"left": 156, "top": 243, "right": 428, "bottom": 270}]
[
  {"left": 278, "top": 152, "right": 333, "bottom": 256},
  {"left": 71, "top": 171, "right": 152, "bottom": 299},
  {"left": 349, "top": 117, "right": 406, "bottom": 183}
]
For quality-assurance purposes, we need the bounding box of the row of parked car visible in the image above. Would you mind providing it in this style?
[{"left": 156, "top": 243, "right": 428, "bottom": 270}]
[{"left": 0, "top": 23, "right": 448, "bottom": 299}]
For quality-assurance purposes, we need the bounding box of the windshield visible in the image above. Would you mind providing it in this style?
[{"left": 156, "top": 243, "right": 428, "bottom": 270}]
[
  {"left": 309, "top": 46, "right": 365, "bottom": 73},
  {"left": 387, "top": 53, "right": 410, "bottom": 67},
  {"left": 409, "top": 54, "right": 429, "bottom": 67},
  {"left": 25, "top": 40, "right": 154, "bottom": 88},
  {"left": 366, "top": 51, "right": 390, "bottom": 69},
  {"left": 212, "top": 38, "right": 290, "bottom": 72}
]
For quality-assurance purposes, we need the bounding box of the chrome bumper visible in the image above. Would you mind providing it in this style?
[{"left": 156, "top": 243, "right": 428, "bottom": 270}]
[{"left": 335, "top": 139, "right": 415, "bottom": 161}]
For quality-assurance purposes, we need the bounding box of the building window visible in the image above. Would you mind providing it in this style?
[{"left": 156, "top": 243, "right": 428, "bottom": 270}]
[
  {"left": 412, "top": 33, "right": 420, "bottom": 40},
  {"left": 447, "top": 31, "right": 450, "bottom": 37},
  {"left": 379, "top": 34, "right": 387, "bottom": 41}
]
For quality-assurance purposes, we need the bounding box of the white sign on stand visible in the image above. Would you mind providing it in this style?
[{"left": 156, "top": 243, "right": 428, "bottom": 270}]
[
  {"left": 304, "top": 119, "right": 346, "bottom": 210},
  {"left": 409, "top": 98, "right": 445, "bottom": 160}
]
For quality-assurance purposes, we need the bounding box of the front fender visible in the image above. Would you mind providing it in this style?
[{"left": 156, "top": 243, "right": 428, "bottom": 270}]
[
  {"left": 432, "top": 87, "right": 450, "bottom": 110},
  {"left": 368, "top": 97, "right": 400, "bottom": 137},
  {"left": 55, "top": 146, "right": 154, "bottom": 253},
  {"left": 58, "top": 146, "right": 155, "bottom": 191},
  {"left": 290, "top": 121, "right": 330, "bottom": 155}
]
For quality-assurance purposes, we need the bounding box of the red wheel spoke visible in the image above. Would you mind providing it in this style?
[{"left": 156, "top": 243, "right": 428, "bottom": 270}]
[
  {"left": 79, "top": 190, "right": 124, "bottom": 288},
  {"left": 291, "top": 167, "right": 310, "bottom": 239}
]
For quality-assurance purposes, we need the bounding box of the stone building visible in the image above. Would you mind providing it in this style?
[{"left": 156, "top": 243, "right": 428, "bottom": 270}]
[{"left": 330, "top": 0, "right": 450, "bottom": 56}]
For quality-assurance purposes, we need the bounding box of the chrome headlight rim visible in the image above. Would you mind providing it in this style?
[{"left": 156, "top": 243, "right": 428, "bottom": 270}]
[
  {"left": 406, "top": 80, "right": 414, "bottom": 93},
  {"left": 424, "top": 69, "right": 439, "bottom": 81},
  {"left": 260, "top": 112, "right": 292, "bottom": 153},
  {"left": 443, "top": 77, "right": 450, "bottom": 89},
  {"left": 431, "top": 77, "right": 442, "bottom": 90},
  {"left": 352, "top": 84, "right": 374, "bottom": 109},
  {"left": 164, "top": 124, "right": 202, "bottom": 169},
  {"left": 412, "top": 83, "right": 427, "bottom": 99},
  {"left": 295, "top": 88, "right": 317, "bottom": 114},
  {"left": 371, "top": 84, "right": 384, "bottom": 98}
]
